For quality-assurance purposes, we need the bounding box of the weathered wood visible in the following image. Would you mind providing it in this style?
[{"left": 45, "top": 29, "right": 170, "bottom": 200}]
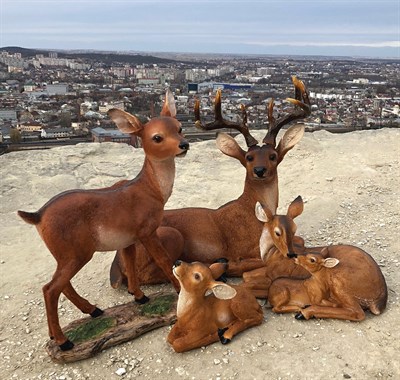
[{"left": 45, "top": 292, "right": 177, "bottom": 364}]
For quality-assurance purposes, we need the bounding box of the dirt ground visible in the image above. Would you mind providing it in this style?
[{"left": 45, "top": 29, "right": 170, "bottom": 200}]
[{"left": 0, "top": 128, "right": 399, "bottom": 379}]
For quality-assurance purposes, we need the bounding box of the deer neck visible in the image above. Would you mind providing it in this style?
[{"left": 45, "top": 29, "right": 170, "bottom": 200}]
[
  {"left": 141, "top": 157, "right": 176, "bottom": 204},
  {"left": 240, "top": 175, "right": 279, "bottom": 214},
  {"left": 176, "top": 288, "right": 205, "bottom": 318}
]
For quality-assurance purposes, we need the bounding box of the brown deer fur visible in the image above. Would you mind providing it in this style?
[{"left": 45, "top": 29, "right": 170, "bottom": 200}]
[
  {"left": 110, "top": 76, "right": 311, "bottom": 289},
  {"left": 17, "top": 91, "right": 189, "bottom": 350},
  {"left": 167, "top": 260, "right": 263, "bottom": 353},
  {"left": 244, "top": 197, "right": 387, "bottom": 320},
  {"left": 268, "top": 248, "right": 387, "bottom": 321}
]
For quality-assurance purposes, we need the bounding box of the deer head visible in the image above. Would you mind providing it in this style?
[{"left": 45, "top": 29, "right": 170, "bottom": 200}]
[
  {"left": 255, "top": 195, "right": 304, "bottom": 260},
  {"left": 294, "top": 249, "right": 340, "bottom": 273},
  {"left": 108, "top": 89, "right": 189, "bottom": 161},
  {"left": 195, "top": 76, "right": 310, "bottom": 184}
]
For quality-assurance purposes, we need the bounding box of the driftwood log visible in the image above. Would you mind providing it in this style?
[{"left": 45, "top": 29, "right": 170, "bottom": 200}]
[{"left": 45, "top": 291, "right": 178, "bottom": 364}]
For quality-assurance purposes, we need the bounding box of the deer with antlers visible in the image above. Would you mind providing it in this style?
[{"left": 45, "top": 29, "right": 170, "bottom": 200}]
[
  {"left": 17, "top": 91, "right": 189, "bottom": 350},
  {"left": 247, "top": 197, "right": 387, "bottom": 320},
  {"left": 110, "top": 76, "right": 311, "bottom": 296}
]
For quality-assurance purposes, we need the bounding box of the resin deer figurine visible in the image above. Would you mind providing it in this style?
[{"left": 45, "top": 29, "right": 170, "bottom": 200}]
[
  {"left": 167, "top": 260, "right": 264, "bottom": 353},
  {"left": 242, "top": 196, "right": 312, "bottom": 298},
  {"left": 268, "top": 248, "right": 387, "bottom": 321},
  {"left": 17, "top": 90, "right": 189, "bottom": 351},
  {"left": 110, "top": 76, "right": 311, "bottom": 290},
  {"left": 245, "top": 197, "right": 387, "bottom": 320}
]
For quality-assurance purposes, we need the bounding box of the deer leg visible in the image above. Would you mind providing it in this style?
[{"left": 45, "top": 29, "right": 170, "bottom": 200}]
[
  {"left": 242, "top": 267, "right": 271, "bottom": 299},
  {"left": 43, "top": 256, "right": 92, "bottom": 350},
  {"left": 226, "top": 258, "right": 266, "bottom": 277},
  {"left": 170, "top": 331, "right": 219, "bottom": 353},
  {"left": 109, "top": 248, "right": 127, "bottom": 289},
  {"left": 299, "top": 302, "right": 365, "bottom": 321},
  {"left": 139, "top": 232, "right": 180, "bottom": 292},
  {"left": 62, "top": 282, "right": 103, "bottom": 317},
  {"left": 120, "top": 244, "right": 148, "bottom": 303}
]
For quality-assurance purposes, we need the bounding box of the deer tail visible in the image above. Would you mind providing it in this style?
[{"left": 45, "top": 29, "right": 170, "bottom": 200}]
[{"left": 18, "top": 210, "right": 41, "bottom": 225}]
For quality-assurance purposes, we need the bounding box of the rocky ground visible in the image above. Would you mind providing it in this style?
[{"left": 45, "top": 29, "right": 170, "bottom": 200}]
[{"left": 0, "top": 129, "right": 399, "bottom": 379}]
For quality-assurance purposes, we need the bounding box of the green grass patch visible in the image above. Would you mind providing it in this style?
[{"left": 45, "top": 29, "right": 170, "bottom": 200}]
[
  {"left": 140, "top": 294, "right": 176, "bottom": 316},
  {"left": 65, "top": 317, "right": 116, "bottom": 343}
]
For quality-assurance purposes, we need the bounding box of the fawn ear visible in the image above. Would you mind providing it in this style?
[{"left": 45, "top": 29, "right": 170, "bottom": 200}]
[
  {"left": 323, "top": 258, "right": 339, "bottom": 268},
  {"left": 209, "top": 262, "right": 227, "bottom": 280},
  {"left": 276, "top": 124, "right": 304, "bottom": 163},
  {"left": 216, "top": 133, "right": 247, "bottom": 166},
  {"left": 108, "top": 109, "right": 144, "bottom": 135},
  {"left": 287, "top": 196, "right": 304, "bottom": 219},
  {"left": 211, "top": 282, "right": 237, "bottom": 300},
  {"left": 255, "top": 202, "right": 273, "bottom": 223},
  {"left": 160, "top": 89, "right": 177, "bottom": 117}
]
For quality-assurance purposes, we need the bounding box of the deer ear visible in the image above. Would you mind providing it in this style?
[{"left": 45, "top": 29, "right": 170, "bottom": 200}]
[
  {"left": 160, "top": 89, "right": 176, "bottom": 117},
  {"left": 255, "top": 202, "right": 272, "bottom": 222},
  {"left": 323, "top": 258, "right": 339, "bottom": 268},
  {"left": 287, "top": 196, "right": 304, "bottom": 219},
  {"left": 259, "top": 226, "right": 274, "bottom": 261},
  {"left": 108, "top": 109, "right": 144, "bottom": 134},
  {"left": 211, "top": 283, "right": 237, "bottom": 300},
  {"left": 209, "top": 262, "right": 227, "bottom": 280},
  {"left": 216, "top": 133, "right": 246, "bottom": 165},
  {"left": 276, "top": 124, "right": 304, "bottom": 163}
]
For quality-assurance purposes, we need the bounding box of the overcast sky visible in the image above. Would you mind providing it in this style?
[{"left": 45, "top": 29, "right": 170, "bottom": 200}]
[{"left": 1, "top": 0, "right": 399, "bottom": 58}]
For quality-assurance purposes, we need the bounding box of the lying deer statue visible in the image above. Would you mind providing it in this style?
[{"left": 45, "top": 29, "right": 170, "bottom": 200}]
[
  {"left": 269, "top": 248, "right": 388, "bottom": 321},
  {"left": 17, "top": 90, "right": 189, "bottom": 350},
  {"left": 246, "top": 197, "right": 388, "bottom": 320},
  {"left": 110, "top": 76, "right": 311, "bottom": 291},
  {"left": 242, "top": 196, "right": 312, "bottom": 298},
  {"left": 167, "top": 260, "right": 264, "bottom": 353}
]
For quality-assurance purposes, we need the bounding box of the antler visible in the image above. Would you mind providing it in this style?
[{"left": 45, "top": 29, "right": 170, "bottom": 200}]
[
  {"left": 263, "top": 76, "right": 311, "bottom": 146},
  {"left": 195, "top": 89, "right": 258, "bottom": 147}
]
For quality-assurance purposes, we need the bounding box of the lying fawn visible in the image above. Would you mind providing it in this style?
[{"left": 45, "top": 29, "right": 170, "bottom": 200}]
[
  {"left": 244, "top": 197, "right": 387, "bottom": 320},
  {"left": 242, "top": 196, "right": 312, "bottom": 298},
  {"left": 17, "top": 90, "right": 189, "bottom": 350},
  {"left": 168, "top": 260, "right": 264, "bottom": 353},
  {"left": 110, "top": 76, "right": 311, "bottom": 289},
  {"left": 268, "top": 248, "right": 387, "bottom": 321}
]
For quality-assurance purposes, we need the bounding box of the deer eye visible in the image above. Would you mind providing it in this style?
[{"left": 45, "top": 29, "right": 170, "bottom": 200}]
[
  {"left": 194, "top": 273, "right": 201, "bottom": 280},
  {"left": 246, "top": 155, "right": 254, "bottom": 162},
  {"left": 274, "top": 227, "right": 281, "bottom": 237},
  {"left": 310, "top": 257, "right": 316, "bottom": 263},
  {"left": 269, "top": 154, "right": 277, "bottom": 161},
  {"left": 152, "top": 135, "right": 163, "bottom": 143}
]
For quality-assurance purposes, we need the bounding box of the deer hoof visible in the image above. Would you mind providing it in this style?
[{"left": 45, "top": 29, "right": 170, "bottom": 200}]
[
  {"left": 59, "top": 339, "right": 74, "bottom": 351},
  {"left": 90, "top": 307, "right": 104, "bottom": 318},
  {"left": 135, "top": 295, "right": 150, "bottom": 304},
  {"left": 218, "top": 327, "right": 231, "bottom": 344},
  {"left": 295, "top": 312, "right": 306, "bottom": 320}
]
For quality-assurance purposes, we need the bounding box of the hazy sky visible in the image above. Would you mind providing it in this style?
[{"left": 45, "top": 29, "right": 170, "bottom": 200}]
[{"left": 1, "top": 0, "right": 399, "bottom": 58}]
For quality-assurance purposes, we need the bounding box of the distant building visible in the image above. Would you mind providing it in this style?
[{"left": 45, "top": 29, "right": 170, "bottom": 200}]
[
  {"left": 46, "top": 83, "right": 69, "bottom": 96},
  {"left": 91, "top": 127, "right": 139, "bottom": 146},
  {"left": 188, "top": 82, "right": 253, "bottom": 93},
  {"left": 0, "top": 109, "right": 17, "bottom": 121},
  {"left": 41, "top": 127, "right": 72, "bottom": 139}
]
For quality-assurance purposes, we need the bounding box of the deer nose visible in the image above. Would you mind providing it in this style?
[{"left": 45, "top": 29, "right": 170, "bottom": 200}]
[
  {"left": 174, "top": 260, "right": 182, "bottom": 267},
  {"left": 287, "top": 252, "right": 297, "bottom": 258},
  {"left": 254, "top": 167, "right": 266, "bottom": 177},
  {"left": 179, "top": 141, "right": 189, "bottom": 150}
]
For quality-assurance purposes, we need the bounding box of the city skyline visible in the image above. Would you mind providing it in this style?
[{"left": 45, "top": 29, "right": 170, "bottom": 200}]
[{"left": 1, "top": 0, "right": 399, "bottom": 59}]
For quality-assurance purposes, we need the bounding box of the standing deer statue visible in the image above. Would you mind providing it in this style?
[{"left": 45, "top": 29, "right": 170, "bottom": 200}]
[
  {"left": 167, "top": 260, "right": 264, "bottom": 353},
  {"left": 17, "top": 90, "right": 189, "bottom": 350},
  {"left": 110, "top": 76, "right": 311, "bottom": 292},
  {"left": 246, "top": 197, "right": 388, "bottom": 320}
]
